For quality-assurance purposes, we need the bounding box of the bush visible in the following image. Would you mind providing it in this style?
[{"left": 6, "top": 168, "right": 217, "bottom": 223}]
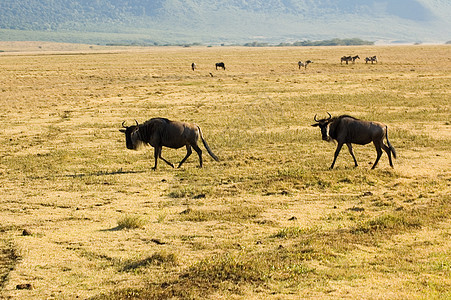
[{"left": 117, "top": 215, "right": 147, "bottom": 229}]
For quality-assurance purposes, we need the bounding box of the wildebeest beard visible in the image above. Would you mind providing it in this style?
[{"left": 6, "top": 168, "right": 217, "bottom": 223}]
[{"left": 130, "top": 128, "right": 144, "bottom": 149}]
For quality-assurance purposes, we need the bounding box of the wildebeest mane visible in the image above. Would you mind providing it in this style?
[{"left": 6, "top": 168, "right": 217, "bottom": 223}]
[
  {"left": 329, "top": 115, "right": 359, "bottom": 139},
  {"left": 337, "top": 115, "right": 358, "bottom": 120},
  {"left": 138, "top": 118, "right": 171, "bottom": 142}
]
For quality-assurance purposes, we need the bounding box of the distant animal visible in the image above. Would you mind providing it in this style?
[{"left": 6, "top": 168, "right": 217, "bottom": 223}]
[
  {"left": 351, "top": 55, "right": 360, "bottom": 63},
  {"left": 341, "top": 56, "right": 352, "bottom": 64},
  {"left": 365, "top": 56, "right": 378, "bottom": 64},
  {"left": 298, "top": 60, "right": 313, "bottom": 69},
  {"left": 311, "top": 113, "right": 396, "bottom": 169},
  {"left": 191, "top": 62, "right": 197, "bottom": 71},
  {"left": 120, "top": 118, "right": 219, "bottom": 169},
  {"left": 215, "top": 62, "right": 226, "bottom": 70}
]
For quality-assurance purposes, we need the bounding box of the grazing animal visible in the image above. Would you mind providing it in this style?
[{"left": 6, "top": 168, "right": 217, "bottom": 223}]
[
  {"left": 215, "top": 62, "right": 226, "bottom": 70},
  {"left": 351, "top": 55, "right": 360, "bottom": 63},
  {"left": 298, "top": 60, "right": 313, "bottom": 69},
  {"left": 365, "top": 56, "right": 377, "bottom": 64},
  {"left": 341, "top": 56, "right": 352, "bottom": 64},
  {"left": 191, "top": 62, "right": 197, "bottom": 71},
  {"left": 120, "top": 118, "right": 219, "bottom": 169},
  {"left": 311, "top": 113, "right": 396, "bottom": 169}
]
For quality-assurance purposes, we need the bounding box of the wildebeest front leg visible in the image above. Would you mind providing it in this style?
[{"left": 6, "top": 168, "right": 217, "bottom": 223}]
[
  {"left": 178, "top": 145, "right": 192, "bottom": 168},
  {"left": 346, "top": 143, "right": 358, "bottom": 167},
  {"left": 154, "top": 146, "right": 174, "bottom": 169},
  {"left": 330, "top": 142, "right": 344, "bottom": 169},
  {"left": 152, "top": 147, "right": 159, "bottom": 170}
]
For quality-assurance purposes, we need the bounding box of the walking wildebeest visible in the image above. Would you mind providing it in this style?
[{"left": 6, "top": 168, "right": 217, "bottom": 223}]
[
  {"left": 298, "top": 60, "right": 313, "bottom": 69},
  {"left": 215, "top": 62, "right": 226, "bottom": 70},
  {"left": 191, "top": 62, "right": 197, "bottom": 71},
  {"left": 351, "top": 55, "right": 360, "bottom": 63},
  {"left": 311, "top": 113, "right": 396, "bottom": 169},
  {"left": 120, "top": 118, "right": 219, "bottom": 169}
]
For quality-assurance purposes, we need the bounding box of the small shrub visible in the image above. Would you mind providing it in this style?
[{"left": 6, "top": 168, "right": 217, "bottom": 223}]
[
  {"left": 187, "top": 252, "right": 266, "bottom": 283},
  {"left": 117, "top": 215, "right": 147, "bottom": 229},
  {"left": 122, "top": 251, "right": 178, "bottom": 271},
  {"left": 271, "top": 226, "right": 318, "bottom": 239},
  {"left": 352, "top": 214, "right": 422, "bottom": 234},
  {"left": 179, "top": 206, "right": 262, "bottom": 222}
]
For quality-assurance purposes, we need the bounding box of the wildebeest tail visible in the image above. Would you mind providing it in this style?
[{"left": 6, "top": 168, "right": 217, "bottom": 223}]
[
  {"left": 197, "top": 126, "right": 219, "bottom": 161},
  {"left": 385, "top": 126, "right": 397, "bottom": 159}
]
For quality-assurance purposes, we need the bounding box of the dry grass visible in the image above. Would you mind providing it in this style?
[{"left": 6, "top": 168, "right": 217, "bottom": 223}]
[
  {"left": 117, "top": 215, "right": 148, "bottom": 230},
  {"left": 0, "top": 43, "right": 450, "bottom": 299}
]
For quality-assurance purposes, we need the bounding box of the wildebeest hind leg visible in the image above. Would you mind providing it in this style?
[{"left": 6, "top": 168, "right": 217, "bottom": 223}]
[
  {"left": 346, "top": 143, "right": 358, "bottom": 167},
  {"left": 192, "top": 144, "right": 203, "bottom": 168},
  {"left": 156, "top": 147, "right": 175, "bottom": 168},
  {"left": 178, "top": 145, "right": 192, "bottom": 168},
  {"left": 381, "top": 144, "right": 394, "bottom": 167},
  {"left": 371, "top": 143, "right": 383, "bottom": 169}
]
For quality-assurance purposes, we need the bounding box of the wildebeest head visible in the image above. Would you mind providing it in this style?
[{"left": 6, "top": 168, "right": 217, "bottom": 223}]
[
  {"left": 311, "top": 112, "right": 332, "bottom": 141},
  {"left": 119, "top": 120, "right": 144, "bottom": 150}
]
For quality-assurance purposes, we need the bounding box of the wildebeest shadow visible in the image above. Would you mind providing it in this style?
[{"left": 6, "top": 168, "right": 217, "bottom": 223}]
[
  {"left": 65, "top": 169, "right": 146, "bottom": 178},
  {"left": 100, "top": 226, "right": 123, "bottom": 232},
  {"left": 29, "top": 169, "right": 146, "bottom": 180}
]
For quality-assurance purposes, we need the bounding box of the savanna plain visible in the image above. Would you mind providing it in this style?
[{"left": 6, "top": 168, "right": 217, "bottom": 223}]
[{"left": 0, "top": 43, "right": 450, "bottom": 299}]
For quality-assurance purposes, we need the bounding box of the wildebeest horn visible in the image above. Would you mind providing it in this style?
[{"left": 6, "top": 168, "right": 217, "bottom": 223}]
[
  {"left": 122, "top": 121, "right": 127, "bottom": 128},
  {"left": 326, "top": 112, "right": 332, "bottom": 120},
  {"left": 135, "top": 120, "right": 139, "bottom": 126},
  {"left": 314, "top": 114, "right": 319, "bottom": 122}
]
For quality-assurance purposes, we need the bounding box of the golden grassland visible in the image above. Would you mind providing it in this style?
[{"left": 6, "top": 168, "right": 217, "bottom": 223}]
[{"left": 0, "top": 43, "right": 450, "bottom": 299}]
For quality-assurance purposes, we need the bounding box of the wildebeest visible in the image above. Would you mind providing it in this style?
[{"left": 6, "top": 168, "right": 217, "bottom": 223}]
[
  {"left": 191, "top": 62, "right": 197, "bottom": 71},
  {"left": 120, "top": 118, "right": 219, "bottom": 169},
  {"left": 311, "top": 113, "right": 396, "bottom": 169},
  {"left": 215, "top": 62, "right": 226, "bottom": 70},
  {"left": 365, "top": 56, "right": 378, "bottom": 64},
  {"left": 298, "top": 60, "right": 313, "bottom": 69}
]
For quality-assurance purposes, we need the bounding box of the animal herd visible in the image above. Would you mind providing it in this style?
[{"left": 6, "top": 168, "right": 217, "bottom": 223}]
[
  {"left": 341, "top": 55, "right": 378, "bottom": 64},
  {"left": 120, "top": 114, "right": 396, "bottom": 170},
  {"left": 191, "top": 55, "right": 377, "bottom": 73}
]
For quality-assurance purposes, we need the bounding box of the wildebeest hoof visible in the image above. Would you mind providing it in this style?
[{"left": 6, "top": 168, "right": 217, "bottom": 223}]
[
  {"left": 16, "top": 283, "right": 32, "bottom": 290},
  {"left": 22, "top": 229, "right": 32, "bottom": 236}
]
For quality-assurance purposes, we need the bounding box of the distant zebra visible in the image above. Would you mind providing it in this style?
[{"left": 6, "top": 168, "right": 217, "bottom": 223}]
[
  {"left": 351, "top": 55, "right": 360, "bottom": 63},
  {"left": 298, "top": 60, "right": 313, "bottom": 69},
  {"left": 215, "top": 62, "right": 226, "bottom": 70},
  {"left": 365, "top": 56, "right": 378, "bottom": 64},
  {"left": 341, "top": 56, "right": 352, "bottom": 65},
  {"left": 191, "top": 62, "right": 197, "bottom": 71}
]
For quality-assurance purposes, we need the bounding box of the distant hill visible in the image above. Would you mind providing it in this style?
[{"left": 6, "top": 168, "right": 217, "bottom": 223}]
[{"left": 0, "top": 0, "right": 450, "bottom": 45}]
